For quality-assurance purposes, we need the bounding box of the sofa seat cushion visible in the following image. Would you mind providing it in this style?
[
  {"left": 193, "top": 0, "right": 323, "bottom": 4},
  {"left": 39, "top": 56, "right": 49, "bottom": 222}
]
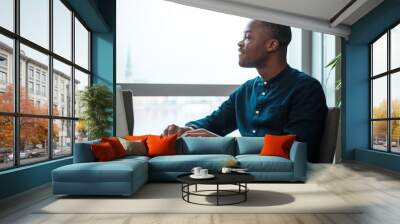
[
  {"left": 236, "top": 155, "right": 293, "bottom": 172},
  {"left": 53, "top": 159, "right": 147, "bottom": 183},
  {"left": 149, "top": 154, "right": 235, "bottom": 172},
  {"left": 117, "top": 155, "right": 150, "bottom": 163}
]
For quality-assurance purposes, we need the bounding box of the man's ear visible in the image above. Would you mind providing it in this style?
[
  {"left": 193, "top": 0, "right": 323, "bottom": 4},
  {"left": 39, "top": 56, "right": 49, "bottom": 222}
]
[{"left": 265, "top": 39, "right": 280, "bottom": 52}]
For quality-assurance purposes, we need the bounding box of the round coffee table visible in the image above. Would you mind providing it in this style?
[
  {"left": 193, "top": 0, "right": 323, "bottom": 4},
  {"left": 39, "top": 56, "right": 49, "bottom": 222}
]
[{"left": 177, "top": 173, "right": 255, "bottom": 206}]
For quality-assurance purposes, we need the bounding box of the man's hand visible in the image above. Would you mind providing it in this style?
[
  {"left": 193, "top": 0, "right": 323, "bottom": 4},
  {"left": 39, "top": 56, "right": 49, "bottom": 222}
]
[
  {"left": 180, "top": 128, "right": 220, "bottom": 137},
  {"left": 162, "top": 124, "right": 193, "bottom": 137}
]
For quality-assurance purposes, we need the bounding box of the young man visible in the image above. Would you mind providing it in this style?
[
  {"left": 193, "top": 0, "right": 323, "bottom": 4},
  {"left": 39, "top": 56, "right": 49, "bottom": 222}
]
[{"left": 163, "top": 20, "right": 328, "bottom": 162}]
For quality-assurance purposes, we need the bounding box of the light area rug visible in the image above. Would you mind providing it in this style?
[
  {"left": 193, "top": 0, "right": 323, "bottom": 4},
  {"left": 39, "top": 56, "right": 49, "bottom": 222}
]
[{"left": 38, "top": 183, "right": 362, "bottom": 214}]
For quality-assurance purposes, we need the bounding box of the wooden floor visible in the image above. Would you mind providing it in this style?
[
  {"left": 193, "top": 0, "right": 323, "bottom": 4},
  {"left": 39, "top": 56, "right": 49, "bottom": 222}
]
[{"left": 1, "top": 162, "right": 400, "bottom": 224}]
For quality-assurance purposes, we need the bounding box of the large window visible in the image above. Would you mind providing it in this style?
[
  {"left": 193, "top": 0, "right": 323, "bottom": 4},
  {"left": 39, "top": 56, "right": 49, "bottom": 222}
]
[
  {"left": 0, "top": 0, "right": 91, "bottom": 171},
  {"left": 370, "top": 23, "right": 400, "bottom": 153},
  {"left": 117, "top": 0, "right": 304, "bottom": 135},
  {"left": 312, "top": 32, "right": 339, "bottom": 107}
]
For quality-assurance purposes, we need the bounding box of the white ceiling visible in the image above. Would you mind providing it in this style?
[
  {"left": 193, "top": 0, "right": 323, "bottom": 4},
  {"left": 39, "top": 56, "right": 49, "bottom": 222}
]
[
  {"left": 166, "top": 0, "right": 384, "bottom": 38},
  {"left": 226, "top": 0, "right": 353, "bottom": 23}
]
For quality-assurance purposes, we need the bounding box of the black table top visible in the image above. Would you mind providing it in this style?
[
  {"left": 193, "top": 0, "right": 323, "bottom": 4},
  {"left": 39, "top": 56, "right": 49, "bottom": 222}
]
[{"left": 177, "top": 172, "right": 255, "bottom": 185}]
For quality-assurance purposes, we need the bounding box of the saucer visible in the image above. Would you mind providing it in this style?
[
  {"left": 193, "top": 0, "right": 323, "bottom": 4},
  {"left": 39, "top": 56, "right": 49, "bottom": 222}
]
[{"left": 190, "top": 174, "right": 215, "bottom": 179}]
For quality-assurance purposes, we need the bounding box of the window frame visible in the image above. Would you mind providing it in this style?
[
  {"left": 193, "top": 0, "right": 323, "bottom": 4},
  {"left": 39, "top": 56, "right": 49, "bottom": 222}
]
[
  {"left": 0, "top": 0, "right": 91, "bottom": 171},
  {"left": 369, "top": 20, "right": 400, "bottom": 154}
]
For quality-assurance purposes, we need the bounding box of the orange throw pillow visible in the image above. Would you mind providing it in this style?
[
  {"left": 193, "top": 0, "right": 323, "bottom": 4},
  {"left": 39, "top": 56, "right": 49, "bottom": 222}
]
[
  {"left": 260, "top": 134, "right": 296, "bottom": 159},
  {"left": 125, "top": 135, "right": 148, "bottom": 142},
  {"left": 91, "top": 142, "right": 118, "bottom": 161},
  {"left": 146, "top": 134, "right": 177, "bottom": 157},
  {"left": 101, "top": 137, "right": 127, "bottom": 158}
]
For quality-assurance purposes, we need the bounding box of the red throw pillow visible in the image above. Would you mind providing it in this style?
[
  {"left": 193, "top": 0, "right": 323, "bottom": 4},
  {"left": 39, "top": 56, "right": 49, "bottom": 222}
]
[
  {"left": 259, "top": 134, "right": 296, "bottom": 159},
  {"left": 91, "top": 142, "right": 118, "bottom": 161},
  {"left": 101, "top": 137, "right": 127, "bottom": 158},
  {"left": 146, "top": 134, "right": 177, "bottom": 157}
]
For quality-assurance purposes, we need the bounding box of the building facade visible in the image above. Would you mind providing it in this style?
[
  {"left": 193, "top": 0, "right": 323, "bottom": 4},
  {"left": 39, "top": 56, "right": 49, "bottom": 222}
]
[{"left": 0, "top": 41, "right": 75, "bottom": 152}]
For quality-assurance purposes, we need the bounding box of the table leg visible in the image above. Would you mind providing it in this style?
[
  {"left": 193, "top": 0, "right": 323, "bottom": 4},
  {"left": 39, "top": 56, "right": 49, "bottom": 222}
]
[
  {"left": 187, "top": 184, "right": 190, "bottom": 202},
  {"left": 245, "top": 183, "right": 247, "bottom": 201},
  {"left": 195, "top": 184, "right": 198, "bottom": 192},
  {"left": 217, "top": 184, "right": 219, "bottom": 206},
  {"left": 181, "top": 184, "right": 183, "bottom": 199}
]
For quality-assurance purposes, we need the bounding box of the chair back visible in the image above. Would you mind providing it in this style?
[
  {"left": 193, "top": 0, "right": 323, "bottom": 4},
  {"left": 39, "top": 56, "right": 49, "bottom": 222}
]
[{"left": 319, "top": 107, "right": 340, "bottom": 163}]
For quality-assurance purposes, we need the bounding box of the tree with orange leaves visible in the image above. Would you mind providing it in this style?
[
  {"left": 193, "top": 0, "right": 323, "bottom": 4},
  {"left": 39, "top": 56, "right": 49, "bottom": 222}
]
[{"left": 0, "top": 84, "right": 60, "bottom": 152}]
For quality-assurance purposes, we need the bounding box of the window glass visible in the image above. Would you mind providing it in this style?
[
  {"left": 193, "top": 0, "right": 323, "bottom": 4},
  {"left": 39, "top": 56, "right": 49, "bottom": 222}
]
[
  {"left": 372, "top": 77, "right": 387, "bottom": 119},
  {"left": 133, "top": 96, "right": 237, "bottom": 135},
  {"left": 20, "top": 44, "right": 49, "bottom": 115},
  {"left": 75, "top": 120, "right": 88, "bottom": 143},
  {"left": 74, "top": 69, "right": 89, "bottom": 118},
  {"left": 74, "top": 18, "right": 89, "bottom": 69},
  {"left": 19, "top": 117, "right": 49, "bottom": 165},
  {"left": 53, "top": 119, "right": 72, "bottom": 157},
  {"left": 287, "top": 27, "right": 302, "bottom": 71},
  {"left": 391, "top": 72, "right": 400, "bottom": 118},
  {"left": 20, "top": 0, "right": 49, "bottom": 49},
  {"left": 0, "top": 34, "right": 14, "bottom": 113},
  {"left": 117, "top": 0, "right": 302, "bottom": 84},
  {"left": 0, "top": 0, "right": 14, "bottom": 31},
  {"left": 311, "top": 32, "right": 322, "bottom": 81},
  {"left": 53, "top": 59, "right": 72, "bottom": 117},
  {"left": 372, "top": 121, "right": 388, "bottom": 151},
  {"left": 391, "top": 120, "right": 400, "bottom": 153},
  {"left": 53, "top": 0, "right": 72, "bottom": 60},
  {"left": 372, "top": 33, "right": 387, "bottom": 76},
  {"left": 0, "top": 116, "right": 13, "bottom": 170},
  {"left": 391, "top": 24, "right": 400, "bottom": 70}
]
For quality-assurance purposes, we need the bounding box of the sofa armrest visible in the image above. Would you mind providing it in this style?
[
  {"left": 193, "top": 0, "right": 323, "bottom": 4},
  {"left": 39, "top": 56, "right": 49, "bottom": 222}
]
[
  {"left": 289, "top": 141, "right": 307, "bottom": 181},
  {"left": 73, "top": 140, "right": 100, "bottom": 163}
]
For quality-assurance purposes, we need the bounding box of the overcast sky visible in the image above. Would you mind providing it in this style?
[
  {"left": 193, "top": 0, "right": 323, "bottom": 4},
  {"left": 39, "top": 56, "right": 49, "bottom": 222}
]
[{"left": 0, "top": 0, "right": 88, "bottom": 75}]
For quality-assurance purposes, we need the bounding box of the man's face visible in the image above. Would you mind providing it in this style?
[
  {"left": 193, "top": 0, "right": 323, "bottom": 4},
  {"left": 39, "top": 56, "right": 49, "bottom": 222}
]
[{"left": 237, "top": 21, "right": 276, "bottom": 68}]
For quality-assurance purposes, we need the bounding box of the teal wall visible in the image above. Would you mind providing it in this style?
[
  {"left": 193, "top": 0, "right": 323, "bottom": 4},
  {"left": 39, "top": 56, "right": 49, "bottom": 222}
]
[
  {"left": 91, "top": 32, "right": 115, "bottom": 135},
  {"left": 0, "top": 0, "right": 116, "bottom": 200},
  {"left": 92, "top": 33, "right": 114, "bottom": 87},
  {"left": 344, "top": 0, "right": 400, "bottom": 171},
  {"left": 91, "top": 0, "right": 116, "bottom": 135},
  {"left": 0, "top": 158, "right": 72, "bottom": 199}
]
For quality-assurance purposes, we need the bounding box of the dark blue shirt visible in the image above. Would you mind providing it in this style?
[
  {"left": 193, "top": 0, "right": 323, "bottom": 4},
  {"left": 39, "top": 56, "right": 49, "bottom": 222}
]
[{"left": 186, "top": 66, "right": 328, "bottom": 162}]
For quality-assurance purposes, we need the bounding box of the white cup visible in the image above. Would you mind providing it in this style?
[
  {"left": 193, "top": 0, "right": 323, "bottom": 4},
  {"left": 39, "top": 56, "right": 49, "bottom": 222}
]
[
  {"left": 191, "top": 167, "right": 202, "bottom": 176},
  {"left": 221, "top": 167, "right": 232, "bottom": 174},
  {"left": 200, "top": 169, "right": 208, "bottom": 176}
]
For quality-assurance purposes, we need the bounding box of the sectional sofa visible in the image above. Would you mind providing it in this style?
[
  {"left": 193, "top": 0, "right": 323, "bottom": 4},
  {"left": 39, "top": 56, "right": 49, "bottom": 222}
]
[{"left": 52, "top": 137, "right": 307, "bottom": 196}]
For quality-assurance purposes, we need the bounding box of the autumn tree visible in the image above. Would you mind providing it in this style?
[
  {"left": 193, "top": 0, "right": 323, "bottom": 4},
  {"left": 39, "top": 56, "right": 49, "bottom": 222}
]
[
  {"left": 0, "top": 85, "right": 14, "bottom": 150},
  {"left": 0, "top": 84, "right": 60, "bottom": 153},
  {"left": 372, "top": 99, "right": 400, "bottom": 143}
]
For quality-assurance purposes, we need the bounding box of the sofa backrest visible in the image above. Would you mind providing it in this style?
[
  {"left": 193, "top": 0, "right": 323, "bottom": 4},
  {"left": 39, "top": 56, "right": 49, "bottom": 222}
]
[
  {"left": 176, "top": 137, "right": 236, "bottom": 155},
  {"left": 319, "top": 107, "right": 340, "bottom": 163},
  {"left": 235, "top": 137, "right": 264, "bottom": 155},
  {"left": 73, "top": 139, "right": 100, "bottom": 163},
  {"left": 74, "top": 137, "right": 306, "bottom": 161}
]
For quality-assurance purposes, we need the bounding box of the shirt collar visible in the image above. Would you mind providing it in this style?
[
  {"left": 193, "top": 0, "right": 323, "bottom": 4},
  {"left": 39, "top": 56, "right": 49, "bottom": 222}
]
[{"left": 258, "top": 65, "right": 292, "bottom": 85}]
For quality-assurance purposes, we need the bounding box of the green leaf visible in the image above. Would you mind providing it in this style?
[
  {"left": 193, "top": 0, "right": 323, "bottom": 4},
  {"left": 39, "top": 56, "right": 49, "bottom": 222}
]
[{"left": 325, "top": 53, "right": 342, "bottom": 70}]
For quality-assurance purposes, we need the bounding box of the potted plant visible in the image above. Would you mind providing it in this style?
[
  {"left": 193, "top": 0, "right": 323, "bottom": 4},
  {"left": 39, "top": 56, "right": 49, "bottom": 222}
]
[{"left": 79, "top": 84, "right": 113, "bottom": 140}]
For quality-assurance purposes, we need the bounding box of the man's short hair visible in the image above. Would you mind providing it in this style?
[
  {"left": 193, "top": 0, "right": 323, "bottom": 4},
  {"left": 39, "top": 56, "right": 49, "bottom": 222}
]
[{"left": 260, "top": 21, "right": 292, "bottom": 49}]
